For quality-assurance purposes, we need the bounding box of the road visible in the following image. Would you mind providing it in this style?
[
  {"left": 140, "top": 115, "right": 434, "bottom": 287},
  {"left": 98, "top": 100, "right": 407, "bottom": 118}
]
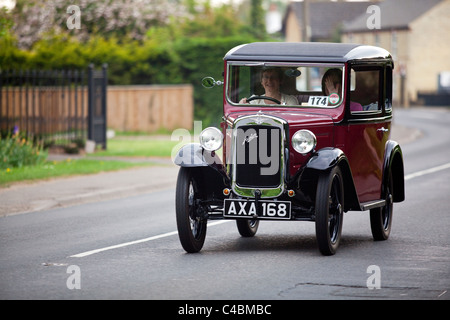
[{"left": 1, "top": 107, "right": 449, "bottom": 302}]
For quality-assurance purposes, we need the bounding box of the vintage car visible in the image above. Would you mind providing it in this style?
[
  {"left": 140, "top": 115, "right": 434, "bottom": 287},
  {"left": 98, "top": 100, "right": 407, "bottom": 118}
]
[{"left": 174, "top": 42, "right": 405, "bottom": 255}]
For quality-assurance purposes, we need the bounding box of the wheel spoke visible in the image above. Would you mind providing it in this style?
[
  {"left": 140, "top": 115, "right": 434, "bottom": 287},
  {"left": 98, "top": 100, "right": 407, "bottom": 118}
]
[
  {"left": 382, "top": 193, "right": 392, "bottom": 230},
  {"left": 327, "top": 175, "right": 342, "bottom": 243}
]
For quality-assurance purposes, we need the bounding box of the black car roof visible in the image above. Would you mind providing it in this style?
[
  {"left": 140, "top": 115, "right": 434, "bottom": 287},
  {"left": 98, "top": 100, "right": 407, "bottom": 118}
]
[{"left": 224, "top": 42, "right": 392, "bottom": 63}]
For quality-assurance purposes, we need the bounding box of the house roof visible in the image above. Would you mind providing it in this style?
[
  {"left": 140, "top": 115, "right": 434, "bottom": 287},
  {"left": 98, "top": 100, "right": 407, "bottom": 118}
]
[
  {"left": 224, "top": 42, "right": 392, "bottom": 63},
  {"left": 342, "top": 0, "right": 444, "bottom": 33},
  {"left": 283, "top": 1, "right": 380, "bottom": 40}
]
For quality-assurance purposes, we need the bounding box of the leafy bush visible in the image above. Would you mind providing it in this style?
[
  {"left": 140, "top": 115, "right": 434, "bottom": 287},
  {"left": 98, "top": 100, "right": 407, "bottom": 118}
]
[{"left": 0, "top": 133, "right": 47, "bottom": 170}]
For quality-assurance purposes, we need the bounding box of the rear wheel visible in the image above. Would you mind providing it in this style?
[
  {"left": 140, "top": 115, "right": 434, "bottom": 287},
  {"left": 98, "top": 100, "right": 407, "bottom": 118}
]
[
  {"left": 370, "top": 171, "right": 393, "bottom": 241},
  {"left": 236, "top": 219, "right": 259, "bottom": 237},
  {"left": 315, "top": 166, "right": 344, "bottom": 256},
  {"left": 175, "top": 167, "right": 207, "bottom": 253}
]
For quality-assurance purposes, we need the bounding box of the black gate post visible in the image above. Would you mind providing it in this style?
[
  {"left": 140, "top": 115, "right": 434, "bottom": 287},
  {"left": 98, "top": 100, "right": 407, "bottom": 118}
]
[
  {"left": 102, "top": 63, "right": 107, "bottom": 150},
  {"left": 88, "top": 64, "right": 94, "bottom": 145},
  {"left": 88, "top": 64, "right": 108, "bottom": 150}
]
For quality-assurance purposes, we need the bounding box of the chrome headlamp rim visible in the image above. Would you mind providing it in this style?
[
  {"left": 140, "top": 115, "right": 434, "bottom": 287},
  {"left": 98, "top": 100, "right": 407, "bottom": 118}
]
[
  {"left": 292, "top": 129, "right": 317, "bottom": 155},
  {"left": 199, "top": 127, "right": 223, "bottom": 151}
]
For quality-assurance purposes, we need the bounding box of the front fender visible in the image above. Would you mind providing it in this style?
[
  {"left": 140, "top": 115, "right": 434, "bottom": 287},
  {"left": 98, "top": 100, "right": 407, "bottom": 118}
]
[
  {"left": 304, "top": 147, "right": 360, "bottom": 211},
  {"left": 305, "top": 147, "right": 346, "bottom": 171},
  {"left": 173, "top": 143, "right": 221, "bottom": 167},
  {"left": 173, "top": 143, "right": 230, "bottom": 186},
  {"left": 384, "top": 140, "right": 405, "bottom": 202}
]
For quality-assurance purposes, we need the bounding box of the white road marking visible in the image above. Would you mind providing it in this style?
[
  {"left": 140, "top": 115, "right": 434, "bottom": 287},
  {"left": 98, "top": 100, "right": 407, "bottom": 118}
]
[
  {"left": 404, "top": 162, "right": 450, "bottom": 181},
  {"left": 70, "top": 220, "right": 230, "bottom": 258},
  {"left": 70, "top": 162, "right": 450, "bottom": 258}
]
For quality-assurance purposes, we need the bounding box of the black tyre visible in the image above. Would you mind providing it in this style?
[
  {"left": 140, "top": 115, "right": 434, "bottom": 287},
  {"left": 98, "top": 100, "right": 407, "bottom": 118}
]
[
  {"left": 315, "top": 166, "right": 344, "bottom": 256},
  {"left": 370, "top": 170, "right": 393, "bottom": 241},
  {"left": 175, "top": 167, "right": 207, "bottom": 253},
  {"left": 236, "top": 219, "right": 259, "bottom": 237}
]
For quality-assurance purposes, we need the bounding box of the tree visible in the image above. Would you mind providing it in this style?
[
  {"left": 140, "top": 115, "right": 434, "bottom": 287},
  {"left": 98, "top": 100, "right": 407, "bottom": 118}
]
[
  {"left": 250, "top": 0, "right": 266, "bottom": 38},
  {"left": 0, "top": 7, "right": 13, "bottom": 37},
  {"left": 9, "top": 0, "right": 187, "bottom": 49}
]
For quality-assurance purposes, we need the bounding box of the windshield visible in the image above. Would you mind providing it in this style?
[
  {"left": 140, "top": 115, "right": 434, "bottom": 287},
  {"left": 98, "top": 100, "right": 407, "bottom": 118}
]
[{"left": 226, "top": 63, "right": 345, "bottom": 108}]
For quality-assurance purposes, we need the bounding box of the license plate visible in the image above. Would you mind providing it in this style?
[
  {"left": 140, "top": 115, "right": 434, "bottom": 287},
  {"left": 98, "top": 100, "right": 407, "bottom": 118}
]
[{"left": 224, "top": 199, "right": 291, "bottom": 219}]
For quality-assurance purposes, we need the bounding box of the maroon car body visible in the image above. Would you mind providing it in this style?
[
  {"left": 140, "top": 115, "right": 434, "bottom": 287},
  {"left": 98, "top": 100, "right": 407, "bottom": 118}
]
[{"left": 174, "top": 42, "right": 405, "bottom": 255}]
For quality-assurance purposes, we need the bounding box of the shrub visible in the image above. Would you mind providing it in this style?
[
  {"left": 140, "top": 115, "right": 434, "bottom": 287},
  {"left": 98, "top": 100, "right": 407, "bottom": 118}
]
[{"left": 0, "top": 132, "right": 47, "bottom": 170}]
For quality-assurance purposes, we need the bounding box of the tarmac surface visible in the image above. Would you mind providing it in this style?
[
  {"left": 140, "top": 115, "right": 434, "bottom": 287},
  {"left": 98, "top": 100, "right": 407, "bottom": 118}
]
[{"left": 0, "top": 124, "right": 420, "bottom": 217}]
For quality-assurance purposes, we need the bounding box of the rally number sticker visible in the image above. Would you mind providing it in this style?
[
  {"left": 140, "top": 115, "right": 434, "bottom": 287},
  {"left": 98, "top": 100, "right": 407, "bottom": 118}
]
[{"left": 308, "top": 96, "right": 328, "bottom": 106}]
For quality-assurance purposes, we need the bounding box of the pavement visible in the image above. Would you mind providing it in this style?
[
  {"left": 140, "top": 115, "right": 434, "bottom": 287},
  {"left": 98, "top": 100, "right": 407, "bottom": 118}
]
[{"left": 0, "top": 124, "right": 421, "bottom": 217}]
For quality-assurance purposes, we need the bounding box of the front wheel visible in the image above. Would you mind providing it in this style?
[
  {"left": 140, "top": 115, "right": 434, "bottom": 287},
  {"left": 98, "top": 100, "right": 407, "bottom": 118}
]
[
  {"left": 315, "top": 166, "right": 344, "bottom": 256},
  {"left": 236, "top": 219, "right": 259, "bottom": 237},
  {"left": 175, "top": 167, "right": 207, "bottom": 253}
]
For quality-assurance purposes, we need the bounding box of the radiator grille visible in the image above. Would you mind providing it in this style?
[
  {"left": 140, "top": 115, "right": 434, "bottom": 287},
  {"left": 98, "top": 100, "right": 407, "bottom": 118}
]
[{"left": 234, "top": 125, "right": 281, "bottom": 188}]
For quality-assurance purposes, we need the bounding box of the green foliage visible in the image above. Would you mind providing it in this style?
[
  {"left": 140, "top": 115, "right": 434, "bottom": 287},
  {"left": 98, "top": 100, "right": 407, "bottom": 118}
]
[
  {"left": 251, "top": 0, "right": 266, "bottom": 38},
  {"left": 0, "top": 7, "right": 13, "bottom": 37},
  {"left": 0, "top": 34, "right": 32, "bottom": 70},
  {"left": 0, "top": 133, "right": 47, "bottom": 170}
]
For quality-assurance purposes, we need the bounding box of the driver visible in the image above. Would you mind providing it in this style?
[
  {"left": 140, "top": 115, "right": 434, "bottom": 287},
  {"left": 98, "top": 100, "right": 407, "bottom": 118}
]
[{"left": 240, "top": 68, "right": 298, "bottom": 105}]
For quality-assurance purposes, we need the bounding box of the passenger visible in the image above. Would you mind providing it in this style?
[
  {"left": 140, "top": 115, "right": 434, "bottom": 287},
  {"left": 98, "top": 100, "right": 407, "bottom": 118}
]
[
  {"left": 240, "top": 68, "right": 298, "bottom": 105},
  {"left": 322, "top": 68, "right": 363, "bottom": 111}
]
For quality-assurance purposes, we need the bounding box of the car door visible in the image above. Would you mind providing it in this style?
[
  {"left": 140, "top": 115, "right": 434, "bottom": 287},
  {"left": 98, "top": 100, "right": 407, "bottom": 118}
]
[{"left": 344, "top": 66, "right": 390, "bottom": 203}]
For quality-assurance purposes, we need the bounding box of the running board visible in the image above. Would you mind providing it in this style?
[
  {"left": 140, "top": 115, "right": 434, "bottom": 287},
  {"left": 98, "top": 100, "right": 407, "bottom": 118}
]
[{"left": 360, "top": 199, "right": 386, "bottom": 211}]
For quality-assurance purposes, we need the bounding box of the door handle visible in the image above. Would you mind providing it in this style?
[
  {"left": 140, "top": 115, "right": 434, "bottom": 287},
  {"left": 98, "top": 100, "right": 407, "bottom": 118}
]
[{"left": 377, "top": 127, "right": 389, "bottom": 133}]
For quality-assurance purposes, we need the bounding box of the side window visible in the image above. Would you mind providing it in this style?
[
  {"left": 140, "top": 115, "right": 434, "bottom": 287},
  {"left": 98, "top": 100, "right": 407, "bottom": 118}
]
[{"left": 350, "top": 68, "right": 382, "bottom": 113}]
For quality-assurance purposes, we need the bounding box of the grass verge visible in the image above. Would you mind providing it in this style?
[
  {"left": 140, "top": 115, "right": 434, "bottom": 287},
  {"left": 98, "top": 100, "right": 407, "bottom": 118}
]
[
  {"left": 91, "top": 138, "right": 180, "bottom": 157},
  {"left": 0, "top": 158, "right": 152, "bottom": 187},
  {"left": 1, "top": 135, "right": 181, "bottom": 186}
]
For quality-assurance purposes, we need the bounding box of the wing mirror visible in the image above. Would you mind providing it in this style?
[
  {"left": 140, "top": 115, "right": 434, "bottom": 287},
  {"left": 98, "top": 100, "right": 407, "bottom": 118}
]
[{"left": 202, "top": 77, "right": 223, "bottom": 89}]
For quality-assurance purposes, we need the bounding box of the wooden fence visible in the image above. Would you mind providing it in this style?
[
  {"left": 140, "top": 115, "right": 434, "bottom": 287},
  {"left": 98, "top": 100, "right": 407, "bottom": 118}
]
[
  {"left": 0, "top": 69, "right": 91, "bottom": 147},
  {"left": 107, "top": 85, "right": 194, "bottom": 133},
  {"left": 0, "top": 66, "right": 108, "bottom": 148},
  {"left": 1, "top": 81, "right": 194, "bottom": 141}
]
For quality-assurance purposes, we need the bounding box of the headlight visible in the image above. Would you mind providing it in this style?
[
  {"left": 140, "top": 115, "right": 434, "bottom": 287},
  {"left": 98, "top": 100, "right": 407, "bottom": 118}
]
[
  {"left": 292, "top": 130, "right": 317, "bottom": 155},
  {"left": 199, "top": 127, "right": 223, "bottom": 151}
]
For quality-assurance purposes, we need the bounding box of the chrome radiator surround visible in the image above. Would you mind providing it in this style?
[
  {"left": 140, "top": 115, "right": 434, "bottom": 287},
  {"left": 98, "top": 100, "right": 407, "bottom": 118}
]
[{"left": 228, "top": 112, "right": 288, "bottom": 198}]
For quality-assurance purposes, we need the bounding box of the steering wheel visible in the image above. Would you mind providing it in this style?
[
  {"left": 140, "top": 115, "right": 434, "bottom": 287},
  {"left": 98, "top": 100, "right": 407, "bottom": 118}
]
[{"left": 247, "top": 95, "right": 281, "bottom": 105}]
